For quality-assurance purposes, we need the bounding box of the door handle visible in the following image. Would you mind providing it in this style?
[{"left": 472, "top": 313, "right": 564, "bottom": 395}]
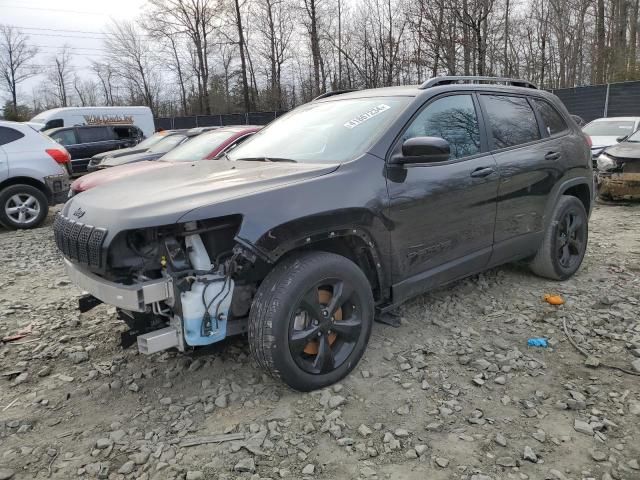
[
  {"left": 470, "top": 166, "right": 495, "bottom": 178},
  {"left": 545, "top": 151, "right": 561, "bottom": 160}
]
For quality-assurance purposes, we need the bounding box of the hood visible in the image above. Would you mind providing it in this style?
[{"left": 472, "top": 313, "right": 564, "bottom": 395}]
[
  {"left": 72, "top": 161, "right": 172, "bottom": 192},
  {"left": 93, "top": 146, "right": 148, "bottom": 161},
  {"left": 61, "top": 160, "right": 339, "bottom": 233},
  {"left": 102, "top": 151, "right": 164, "bottom": 167},
  {"left": 603, "top": 141, "right": 640, "bottom": 160},
  {"left": 590, "top": 135, "right": 620, "bottom": 149}
]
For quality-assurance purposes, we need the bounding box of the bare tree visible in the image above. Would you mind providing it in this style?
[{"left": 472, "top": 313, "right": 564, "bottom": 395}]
[
  {"left": 0, "top": 25, "right": 38, "bottom": 116},
  {"left": 46, "top": 46, "right": 73, "bottom": 107},
  {"left": 146, "top": 0, "right": 220, "bottom": 114},
  {"left": 104, "top": 21, "right": 159, "bottom": 112},
  {"left": 254, "top": 0, "right": 293, "bottom": 109}
]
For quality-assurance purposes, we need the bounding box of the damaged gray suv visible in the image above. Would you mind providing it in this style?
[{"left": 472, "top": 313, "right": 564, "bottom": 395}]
[{"left": 55, "top": 77, "right": 593, "bottom": 391}]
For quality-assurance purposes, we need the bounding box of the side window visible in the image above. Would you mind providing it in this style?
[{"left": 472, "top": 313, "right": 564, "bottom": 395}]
[
  {"left": 113, "top": 126, "right": 138, "bottom": 140},
  {"left": 533, "top": 99, "right": 568, "bottom": 136},
  {"left": 481, "top": 95, "right": 541, "bottom": 149},
  {"left": 45, "top": 119, "right": 63, "bottom": 129},
  {"left": 0, "top": 127, "right": 25, "bottom": 146},
  {"left": 77, "top": 127, "right": 110, "bottom": 143},
  {"left": 50, "top": 129, "right": 77, "bottom": 146},
  {"left": 403, "top": 94, "right": 481, "bottom": 160}
]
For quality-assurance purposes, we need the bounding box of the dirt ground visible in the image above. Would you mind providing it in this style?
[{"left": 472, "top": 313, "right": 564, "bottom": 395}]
[{"left": 0, "top": 202, "right": 639, "bottom": 480}]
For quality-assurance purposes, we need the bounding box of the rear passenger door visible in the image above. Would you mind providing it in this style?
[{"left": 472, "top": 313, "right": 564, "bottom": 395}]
[
  {"left": 77, "top": 127, "right": 117, "bottom": 157},
  {"left": 480, "top": 94, "right": 563, "bottom": 265}
]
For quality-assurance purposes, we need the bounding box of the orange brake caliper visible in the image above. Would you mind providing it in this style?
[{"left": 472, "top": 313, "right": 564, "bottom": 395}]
[{"left": 303, "top": 289, "right": 342, "bottom": 355}]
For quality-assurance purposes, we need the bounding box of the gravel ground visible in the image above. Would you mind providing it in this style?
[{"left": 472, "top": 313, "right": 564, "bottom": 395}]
[{"left": 0, "top": 203, "right": 639, "bottom": 480}]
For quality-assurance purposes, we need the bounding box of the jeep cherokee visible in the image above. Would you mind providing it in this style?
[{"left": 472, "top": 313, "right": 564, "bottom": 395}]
[{"left": 54, "top": 76, "right": 593, "bottom": 391}]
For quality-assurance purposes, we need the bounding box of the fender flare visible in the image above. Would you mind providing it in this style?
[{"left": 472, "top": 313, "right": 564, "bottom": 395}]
[
  {"left": 543, "top": 176, "right": 594, "bottom": 226},
  {"left": 235, "top": 227, "right": 388, "bottom": 297}
]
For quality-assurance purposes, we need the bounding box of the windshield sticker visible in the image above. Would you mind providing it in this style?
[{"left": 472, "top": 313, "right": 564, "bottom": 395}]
[{"left": 344, "top": 104, "right": 391, "bottom": 128}]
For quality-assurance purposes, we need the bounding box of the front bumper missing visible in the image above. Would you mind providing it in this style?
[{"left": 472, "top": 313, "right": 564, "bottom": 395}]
[
  {"left": 597, "top": 172, "right": 640, "bottom": 199},
  {"left": 63, "top": 258, "right": 173, "bottom": 312},
  {"left": 44, "top": 174, "right": 70, "bottom": 205}
]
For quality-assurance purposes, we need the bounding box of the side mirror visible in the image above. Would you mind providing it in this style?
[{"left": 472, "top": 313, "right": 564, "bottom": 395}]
[
  {"left": 391, "top": 137, "right": 450, "bottom": 165},
  {"left": 616, "top": 135, "right": 628, "bottom": 142}
]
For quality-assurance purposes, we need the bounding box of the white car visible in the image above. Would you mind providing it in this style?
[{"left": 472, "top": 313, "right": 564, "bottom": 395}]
[
  {"left": 0, "top": 121, "right": 71, "bottom": 229},
  {"left": 582, "top": 116, "right": 640, "bottom": 157}
]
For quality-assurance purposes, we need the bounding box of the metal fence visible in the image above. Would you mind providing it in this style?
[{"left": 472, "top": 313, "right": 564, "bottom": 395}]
[
  {"left": 154, "top": 111, "right": 287, "bottom": 130},
  {"left": 551, "top": 81, "right": 640, "bottom": 123}
]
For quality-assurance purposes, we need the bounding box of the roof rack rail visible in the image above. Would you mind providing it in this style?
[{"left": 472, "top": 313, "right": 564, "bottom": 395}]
[
  {"left": 313, "top": 89, "right": 358, "bottom": 101},
  {"left": 419, "top": 76, "right": 538, "bottom": 90}
]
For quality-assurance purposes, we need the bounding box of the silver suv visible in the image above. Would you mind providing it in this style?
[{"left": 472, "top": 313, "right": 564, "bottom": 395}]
[{"left": 0, "top": 121, "right": 71, "bottom": 229}]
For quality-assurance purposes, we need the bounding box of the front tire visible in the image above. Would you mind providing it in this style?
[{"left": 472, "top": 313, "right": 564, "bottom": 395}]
[
  {"left": 248, "top": 251, "right": 374, "bottom": 391},
  {"left": 0, "top": 184, "right": 49, "bottom": 230},
  {"left": 529, "top": 195, "right": 588, "bottom": 280}
]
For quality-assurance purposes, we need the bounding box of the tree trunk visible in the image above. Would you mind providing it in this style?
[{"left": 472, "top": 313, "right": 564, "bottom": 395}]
[
  {"left": 235, "top": 0, "right": 252, "bottom": 111},
  {"left": 504, "top": 0, "right": 510, "bottom": 75}
]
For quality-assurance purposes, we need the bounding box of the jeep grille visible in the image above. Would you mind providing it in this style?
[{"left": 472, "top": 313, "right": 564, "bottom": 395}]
[{"left": 53, "top": 214, "right": 107, "bottom": 269}]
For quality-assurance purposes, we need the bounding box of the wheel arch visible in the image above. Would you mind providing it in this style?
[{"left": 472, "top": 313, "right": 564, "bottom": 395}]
[
  {"left": 544, "top": 177, "right": 593, "bottom": 226},
  {"left": 236, "top": 227, "right": 389, "bottom": 304},
  {"left": 0, "top": 176, "right": 52, "bottom": 202}
]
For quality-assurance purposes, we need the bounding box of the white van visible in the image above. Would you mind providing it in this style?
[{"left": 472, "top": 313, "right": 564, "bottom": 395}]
[{"left": 30, "top": 106, "right": 155, "bottom": 138}]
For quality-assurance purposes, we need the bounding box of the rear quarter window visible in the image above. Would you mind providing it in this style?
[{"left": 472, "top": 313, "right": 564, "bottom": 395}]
[
  {"left": 533, "top": 99, "right": 568, "bottom": 136},
  {"left": 50, "top": 129, "right": 77, "bottom": 146},
  {"left": 0, "top": 126, "right": 25, "bottom": 146},
  {"left": 481, "top": 95, "right": 541, "bottom": 149}
]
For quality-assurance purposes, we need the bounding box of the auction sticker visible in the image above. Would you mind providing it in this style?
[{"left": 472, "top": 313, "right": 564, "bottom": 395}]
[{"left": 344, "top": 104, "right": 391, "bottom": 128}]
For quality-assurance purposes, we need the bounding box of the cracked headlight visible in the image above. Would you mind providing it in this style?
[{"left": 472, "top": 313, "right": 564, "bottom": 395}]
[{"left": 596, "top": 153, "right": 616, "bottom": 171}]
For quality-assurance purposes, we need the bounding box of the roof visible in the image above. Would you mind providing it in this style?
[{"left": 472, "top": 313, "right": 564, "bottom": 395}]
[{"left": 314, "top": 79, "right": 548, "bottom": 102}]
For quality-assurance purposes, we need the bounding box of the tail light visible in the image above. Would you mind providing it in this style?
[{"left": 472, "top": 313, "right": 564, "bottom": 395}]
[
  {"left": 585, "top": 135, "right": 593, "bottom": 147},
  {"left": 46, "top": 148, "right": 71, "bottom": 164}
]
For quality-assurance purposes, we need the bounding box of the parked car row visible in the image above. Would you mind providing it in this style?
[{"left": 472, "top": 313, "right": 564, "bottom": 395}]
[
  {"left": 0, "top": 119, "right": 262, "bottom": 229},
  {"left": 71, "top": 125, "right": 261, "bottom": 195},
  {"left": 53, "top": 76, "right": 595, "bottom": 391}
]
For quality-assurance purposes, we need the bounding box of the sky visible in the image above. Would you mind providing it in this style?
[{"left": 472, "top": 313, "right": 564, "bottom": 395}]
[{"left": 1, "top": 0, "right": 148, "bottom": 100}]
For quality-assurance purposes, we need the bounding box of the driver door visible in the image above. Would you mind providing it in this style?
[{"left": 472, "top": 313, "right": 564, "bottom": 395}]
[{"left": 385, "top": 93, "right": 500, "bottom": 303}]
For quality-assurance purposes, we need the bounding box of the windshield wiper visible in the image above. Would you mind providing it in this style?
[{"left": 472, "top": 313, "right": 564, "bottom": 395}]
[{"left": 235, "top": 157, "right": 297, "bottom": 163}]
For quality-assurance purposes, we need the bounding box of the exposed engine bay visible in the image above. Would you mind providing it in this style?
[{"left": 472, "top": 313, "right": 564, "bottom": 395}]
[{"left": 596, "top": 153, "right": 640, "bottom": 200}]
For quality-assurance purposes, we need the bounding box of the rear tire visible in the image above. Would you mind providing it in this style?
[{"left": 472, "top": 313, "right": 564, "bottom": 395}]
[
  {"left": 248, "top": 251, "right": 374, "bottom": 391},
  {"left": 0, "top": 184, "right": 49, "bottom": 230},
  {"left": 529, "top": 195, "right": 588, "bottom": 280}
]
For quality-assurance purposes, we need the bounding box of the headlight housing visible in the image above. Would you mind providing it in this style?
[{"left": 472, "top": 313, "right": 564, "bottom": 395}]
[{"left": 596, "top": 153, "right": 617, "bottom": 171}]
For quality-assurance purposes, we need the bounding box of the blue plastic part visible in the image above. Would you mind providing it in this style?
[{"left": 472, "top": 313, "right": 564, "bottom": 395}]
[
  {"left": 527, "top": 338, "right": 548, "bottom": 348},
  {"left": 182, "top": 277, "right": 234, "bottom": 346}
]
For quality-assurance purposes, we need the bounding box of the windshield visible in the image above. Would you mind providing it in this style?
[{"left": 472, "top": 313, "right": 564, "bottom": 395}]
[
  {"left": 136, "top": 132, "right": 170, "bottom": 149},
  {"left": 227, "top": 97, "right": 411, "bottom": 163},
  {"left": 583, "top": 120, "right": 636, "bottom": 136},
  {"left": 161, "top": 130, "right": 238, "bottom": 162},
  {"left": 147, "top": 134, "right": 187, "bottom": 153}
]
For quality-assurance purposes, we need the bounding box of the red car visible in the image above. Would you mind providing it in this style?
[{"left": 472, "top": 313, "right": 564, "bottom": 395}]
[{"left": 70, "top": 125, "right": 261, "bottom": 195}]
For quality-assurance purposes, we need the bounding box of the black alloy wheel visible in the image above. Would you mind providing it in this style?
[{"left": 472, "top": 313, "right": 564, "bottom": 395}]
[
  {"left": 289, "top": 280, "right": 363, "bottom": 375},
  {"left": 249, "top": 251, "right": 374, "bottom": 391}
]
